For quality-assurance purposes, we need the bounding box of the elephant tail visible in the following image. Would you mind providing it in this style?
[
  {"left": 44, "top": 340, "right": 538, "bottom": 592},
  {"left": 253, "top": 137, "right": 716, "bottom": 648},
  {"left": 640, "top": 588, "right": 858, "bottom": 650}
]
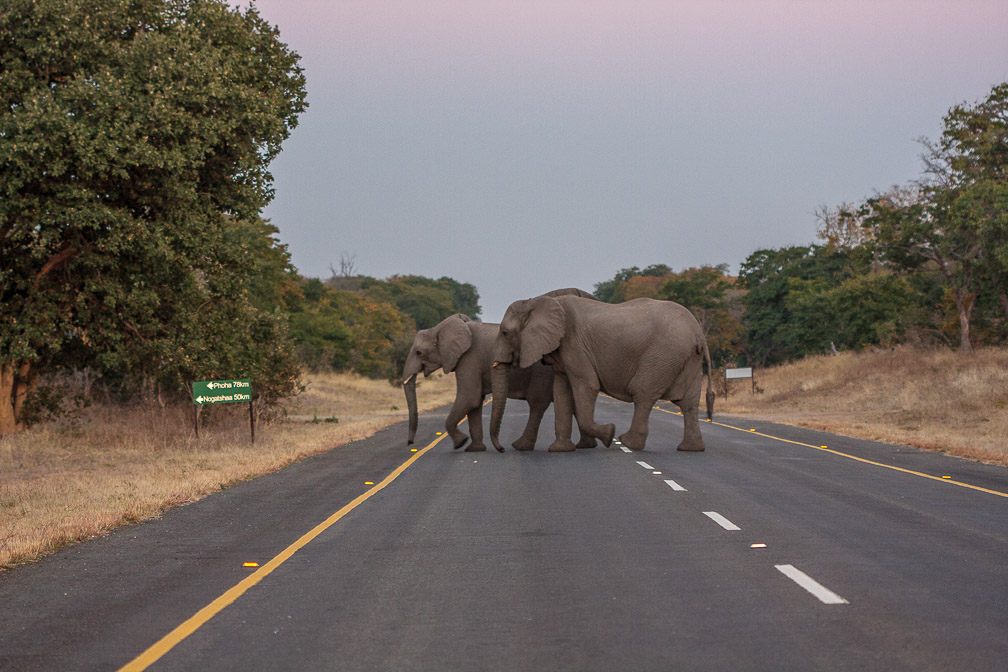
[{"left": 700, "top": 337, "right": 715, "bottom": 421}]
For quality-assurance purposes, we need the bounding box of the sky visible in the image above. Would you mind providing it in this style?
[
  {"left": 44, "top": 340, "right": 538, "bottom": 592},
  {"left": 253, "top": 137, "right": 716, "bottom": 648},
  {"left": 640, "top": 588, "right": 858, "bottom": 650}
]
[{"left": 242, "top": 0, "right": 1008, "bottom": 322}]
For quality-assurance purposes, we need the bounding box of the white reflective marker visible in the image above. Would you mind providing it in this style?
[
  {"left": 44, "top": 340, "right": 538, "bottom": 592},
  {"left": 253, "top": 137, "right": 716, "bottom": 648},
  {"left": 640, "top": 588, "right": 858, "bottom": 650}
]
[
  {"left": 775, "top": 564, "right": 848, "bottom": 605},
  {"left": 664, "top": 479, "right": 686, "bottom": 491},
  {"left": 636, "top": 461, "right": 654, "bottom": 470},
  {"left": 703, "top": 511, "right": 741, "bottom": 531}
]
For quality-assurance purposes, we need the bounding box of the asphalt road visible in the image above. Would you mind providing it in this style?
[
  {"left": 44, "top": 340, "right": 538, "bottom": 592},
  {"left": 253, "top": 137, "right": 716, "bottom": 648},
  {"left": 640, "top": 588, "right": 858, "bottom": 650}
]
[{"left": 2, "top": 397, "right": 1007, "bottom": 671}]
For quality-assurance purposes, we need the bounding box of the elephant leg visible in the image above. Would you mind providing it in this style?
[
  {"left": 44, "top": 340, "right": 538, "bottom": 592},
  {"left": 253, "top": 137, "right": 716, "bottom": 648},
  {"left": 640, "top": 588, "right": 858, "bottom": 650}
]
[
  {"left": 575, "top": 420, "right": 598, "bottom": 449},
  {"left": 513, "top": 400, "right": 546, "bottom": 451},
  {"left": 677, "top": 403, "right": 706, "bottom": 452},
  {"left": 465, "top": 401, "right": 487, "bottom": 452},
  {"left": 548, "top": 374, "right": 577, "bottom": 452},
  {"left": 570, "top": 381, "right": 614, "bottom": 447},
  {"left": 619, "top": 397, "right": 656, "bottom": 451},
  {"left": 445, "top": 398, "right": 470, "bottom": 450}
]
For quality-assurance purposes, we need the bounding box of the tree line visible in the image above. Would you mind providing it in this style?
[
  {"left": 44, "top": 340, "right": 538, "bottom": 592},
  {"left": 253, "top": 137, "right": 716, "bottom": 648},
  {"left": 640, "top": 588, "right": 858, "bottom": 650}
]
[{"left": 592, "top": 82, "right": 1008, "bottom": 367}]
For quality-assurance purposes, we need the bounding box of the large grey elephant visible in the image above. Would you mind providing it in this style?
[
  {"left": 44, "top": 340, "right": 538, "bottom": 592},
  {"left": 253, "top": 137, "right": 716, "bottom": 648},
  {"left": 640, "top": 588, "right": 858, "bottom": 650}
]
[
  {"left": 490, "top": 295, "right": 715, "bottom": 452},
  {"left": 402, "top": 312, "right": 596, "bottom": 452}
]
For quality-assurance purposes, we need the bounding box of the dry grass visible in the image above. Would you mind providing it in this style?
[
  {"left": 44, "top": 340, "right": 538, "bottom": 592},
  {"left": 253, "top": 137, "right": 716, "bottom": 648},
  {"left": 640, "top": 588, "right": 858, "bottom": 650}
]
[
  {"left": 713, "top": 347, "right": 1008, "bottom": 466},
  {"left": 0, "top": 371, "right": 456, "bottom": 570}
]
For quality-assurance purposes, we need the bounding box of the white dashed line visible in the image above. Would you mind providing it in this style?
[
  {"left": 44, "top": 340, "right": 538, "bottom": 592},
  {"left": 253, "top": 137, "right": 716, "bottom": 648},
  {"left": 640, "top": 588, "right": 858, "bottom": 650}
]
[
  {"left": 775, "top": 564, "right": 848, "bottom": 605},
  {"left": 636, "top": 461, "right": 654, "bottom": 470},
  {"left": 703, "top": 511, "right": 741, "bottom": 531},
  {"left": 619, "top": 446, "right": 631, "bottom": 453},
  {"left": 664, "top": 479, "right": 686, "bottom": 491}
]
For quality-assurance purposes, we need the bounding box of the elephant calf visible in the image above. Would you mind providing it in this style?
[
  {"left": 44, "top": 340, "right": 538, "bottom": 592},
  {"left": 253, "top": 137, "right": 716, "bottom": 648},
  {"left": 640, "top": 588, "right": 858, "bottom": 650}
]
[{"left": 403, "top": 313, "right": 595, "bottom": 452}]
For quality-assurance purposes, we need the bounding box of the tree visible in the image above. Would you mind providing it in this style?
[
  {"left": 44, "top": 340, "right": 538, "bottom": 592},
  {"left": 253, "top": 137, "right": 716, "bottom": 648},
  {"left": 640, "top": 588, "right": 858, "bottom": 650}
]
[
  {"left": 0, "top": 0, "right": 307, "bottom": 432},
  {"left": 862, "top": 179, "right": 983, "bottom": 353},
  {"left": 862, "top": 83, "right": 1008, "bottom": 351},
  {"left": 593, "top": 264, "right": 673, "bottom": 303},
  {"left": 738, "top": 246, "right": 853, "bottom": 365},
  {"left": 656, "top": 265, "right": 743, "bottom": 365},
  {"left": 940, "top": 82, "right": 1008, "bottom": 334},
  {"left": 815, "top": 202, "right": 872, "bottom": 250},
  {"left": 358, "top": 275, "right": 481, "bottom": 328}
]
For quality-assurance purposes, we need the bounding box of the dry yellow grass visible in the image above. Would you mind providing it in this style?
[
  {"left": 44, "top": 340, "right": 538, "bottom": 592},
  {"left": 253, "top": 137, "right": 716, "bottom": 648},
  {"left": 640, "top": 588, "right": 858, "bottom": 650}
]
[
  {"left": 713, "top": 347, "right": 1008, "bottom": 466},
  {"left": 0, "top": 371, "right": 456, "bottom": 570}
]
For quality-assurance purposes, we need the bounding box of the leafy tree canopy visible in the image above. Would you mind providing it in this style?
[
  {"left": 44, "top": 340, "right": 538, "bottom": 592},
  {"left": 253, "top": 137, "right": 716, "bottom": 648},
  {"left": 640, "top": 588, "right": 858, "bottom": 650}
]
[
  {"left": 0, "top": 0, "right": 307, "bottom": 432},
  {"left": 328, "top": 274, "right": 481, "bottom": 330}
]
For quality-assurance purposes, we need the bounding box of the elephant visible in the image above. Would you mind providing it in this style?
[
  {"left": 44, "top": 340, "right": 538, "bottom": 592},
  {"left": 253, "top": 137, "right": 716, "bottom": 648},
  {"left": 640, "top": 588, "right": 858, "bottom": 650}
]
[
  {"left": 490, "top": 294, "right": 715, "bottom": 452},
  {"left": 402, "top": 312, "right": 597, "bottom": 452}
]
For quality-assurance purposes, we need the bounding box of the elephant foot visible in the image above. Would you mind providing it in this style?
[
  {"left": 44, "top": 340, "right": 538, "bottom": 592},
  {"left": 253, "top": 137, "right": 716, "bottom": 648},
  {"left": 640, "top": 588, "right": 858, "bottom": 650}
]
[
  {"left": 451, "top": 434, "right": 470, "bottom": 450},
  {"left": 597, "top": 424, "right": 615, "bottom": 447},
  {"left": 576, "top": 435, "right": 597, "bottom": 449},
  {"left": 511, "top": 438, "right": 536, "bottom": 451},
  {"left": 465, "top": 442, "right": 487, "bottom": 452},
  {"left": 676, "top": 439, "right": 705, "bottom": 452},
  {"left": 619, "top": 431, "right": 647, "bottom": 451},
  {"left": 548, "top": 439, "right": 577, "bottom": 452}
]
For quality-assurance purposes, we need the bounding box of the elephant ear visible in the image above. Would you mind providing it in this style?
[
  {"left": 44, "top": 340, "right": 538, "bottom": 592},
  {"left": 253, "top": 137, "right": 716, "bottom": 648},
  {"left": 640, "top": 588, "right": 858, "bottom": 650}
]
[
  {"left": 435, "top": 314, "right": 474, "bottom": 373},
  {"left": 519, "top": 295, "right": 565, "bottom": 368}
]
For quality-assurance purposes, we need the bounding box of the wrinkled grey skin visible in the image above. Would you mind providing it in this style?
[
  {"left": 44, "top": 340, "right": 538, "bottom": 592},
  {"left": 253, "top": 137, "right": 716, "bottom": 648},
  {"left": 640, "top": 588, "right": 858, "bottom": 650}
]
[
  {"left": 491, "top": 295, "right": 715, "bottom": 452},
  {"left": 403, "top": 313, "right": 596, "bottom": 452}
]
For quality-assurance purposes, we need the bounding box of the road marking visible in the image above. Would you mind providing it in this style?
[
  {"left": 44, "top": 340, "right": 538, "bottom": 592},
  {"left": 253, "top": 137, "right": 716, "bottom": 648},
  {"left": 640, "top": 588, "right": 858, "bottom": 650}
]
[
  {"left": 619, "top": 446, "right": 631, "bottom": 453},
  {"left": 664, "top": 479, "right": 687, "bottom": 491},
  {"left": 636, "top": 460, "right": 654, "bottom": 470},
  {"left": 653, "top": 405, "right": 1008, "bottom": 499},
  {"left": 117, "top": 430, "right": 453, "bottom": 672},
  {"left": 776, "top": 564, "right": 848, "bottom": 605},
  {"left": 703, "top": 511, "right": 741, "bottom": 531}
]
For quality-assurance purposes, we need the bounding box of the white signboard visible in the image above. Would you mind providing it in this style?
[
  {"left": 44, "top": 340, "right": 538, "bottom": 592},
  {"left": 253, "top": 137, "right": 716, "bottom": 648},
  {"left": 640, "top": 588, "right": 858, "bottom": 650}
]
[{"left": 725, "top": 367, "right": 753, "bottom": 380}]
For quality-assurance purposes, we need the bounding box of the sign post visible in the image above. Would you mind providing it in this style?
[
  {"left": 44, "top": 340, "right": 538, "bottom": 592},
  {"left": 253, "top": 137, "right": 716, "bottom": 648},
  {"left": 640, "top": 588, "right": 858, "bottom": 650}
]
[
  {"left": 191, "top": 379, "right": 254, "bottom": 442},
  {"left": 724, "top": 367, "right": 755, "bottom": 397}
]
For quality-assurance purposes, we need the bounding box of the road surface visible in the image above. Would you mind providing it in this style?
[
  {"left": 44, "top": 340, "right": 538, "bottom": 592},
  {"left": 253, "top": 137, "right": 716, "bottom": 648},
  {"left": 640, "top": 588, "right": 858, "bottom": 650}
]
[{"left": 1, "top": 397, "right": 1007, "bottom": 671}]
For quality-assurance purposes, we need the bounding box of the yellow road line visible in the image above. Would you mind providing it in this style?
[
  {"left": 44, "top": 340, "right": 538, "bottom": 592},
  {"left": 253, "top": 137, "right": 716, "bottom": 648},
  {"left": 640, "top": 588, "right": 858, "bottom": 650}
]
[
  {"left": 118, "top": 430, "right": 451, "bottom": 672},
  {"left": 654, "top": 405, "right": 1008, "bottom": 499}
]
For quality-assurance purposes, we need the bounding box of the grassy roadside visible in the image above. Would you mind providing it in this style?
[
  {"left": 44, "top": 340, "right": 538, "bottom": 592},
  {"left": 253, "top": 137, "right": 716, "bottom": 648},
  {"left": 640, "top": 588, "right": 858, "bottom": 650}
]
[
  {"left": 712, "top": 346, "right": 1008, "bottom": 467},
  {"left": 0, "top": 372, "right": 456, "bottom": 570}
]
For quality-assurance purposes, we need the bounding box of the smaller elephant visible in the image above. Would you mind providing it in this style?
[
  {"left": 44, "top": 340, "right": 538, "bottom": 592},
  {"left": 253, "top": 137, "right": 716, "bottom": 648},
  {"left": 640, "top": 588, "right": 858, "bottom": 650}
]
[{"left": 403, "top": 313, "right": 596, "bottom": 452}]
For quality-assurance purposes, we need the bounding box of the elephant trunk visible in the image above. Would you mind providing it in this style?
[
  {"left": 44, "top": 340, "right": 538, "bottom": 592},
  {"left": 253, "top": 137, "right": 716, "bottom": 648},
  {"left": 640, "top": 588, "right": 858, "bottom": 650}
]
[
  {"left": 404, "top": 373, "right": 419, "bottom": 445},
  {"left": 489, "top": 362, "right": 509, "bottom": 452}
]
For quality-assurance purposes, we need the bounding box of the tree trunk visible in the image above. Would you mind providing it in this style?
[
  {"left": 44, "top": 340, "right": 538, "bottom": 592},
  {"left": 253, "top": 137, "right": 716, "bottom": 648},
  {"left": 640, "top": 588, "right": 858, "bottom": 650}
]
[
  {"left": 0, "top": 362, "right": 19, "bottom": 435},
  {"left": 954, "top": 289, "right": 974, "bottom": 353},
  {"left": 12, "top": 361, "right": 32, "bottom": 422},
  {"left": 489, "top": 363, "right": 509, "bottom": 452}
]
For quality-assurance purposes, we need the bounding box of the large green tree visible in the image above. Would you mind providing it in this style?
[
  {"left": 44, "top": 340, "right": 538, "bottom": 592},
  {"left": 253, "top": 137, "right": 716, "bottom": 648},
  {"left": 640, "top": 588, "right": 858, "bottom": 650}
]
[
  {"left": 862, "top": 83, "right": 1008, "bottom": 351},
  {"left": 0, "top": 0, "right": 307, "bottom": 432}
]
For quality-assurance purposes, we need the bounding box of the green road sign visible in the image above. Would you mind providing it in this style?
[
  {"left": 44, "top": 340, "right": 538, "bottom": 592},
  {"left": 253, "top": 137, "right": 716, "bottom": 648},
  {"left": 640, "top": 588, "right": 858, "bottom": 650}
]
[{"left": 192, "top": 379, "right": 252, "bottom": 405}]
